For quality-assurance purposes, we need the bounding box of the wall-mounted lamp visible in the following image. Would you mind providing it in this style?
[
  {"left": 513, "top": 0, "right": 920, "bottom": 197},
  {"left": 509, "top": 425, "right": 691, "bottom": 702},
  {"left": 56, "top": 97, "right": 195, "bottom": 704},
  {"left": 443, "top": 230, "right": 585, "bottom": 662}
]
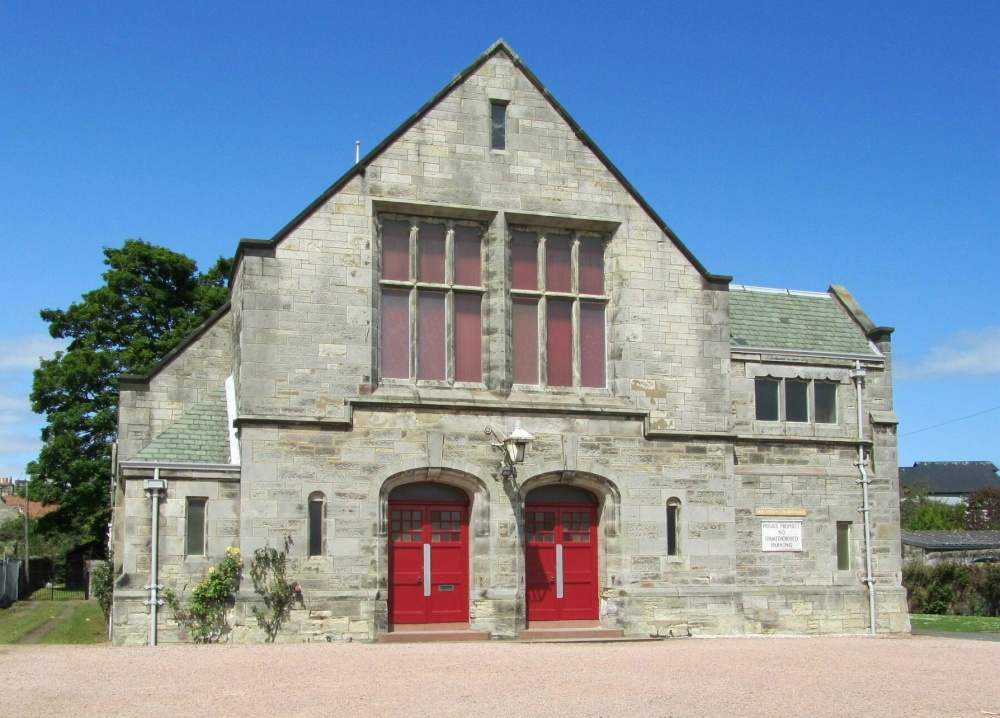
[{"left": 485, "top": 420, "right": 534, "bottom": 481}]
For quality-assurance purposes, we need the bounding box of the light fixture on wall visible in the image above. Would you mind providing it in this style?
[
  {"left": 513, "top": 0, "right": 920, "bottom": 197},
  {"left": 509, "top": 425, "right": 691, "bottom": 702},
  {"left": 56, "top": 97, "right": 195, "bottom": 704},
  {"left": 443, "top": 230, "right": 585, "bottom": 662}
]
[{"left": 485, "top": 420, "right": 534, "bottom": 481}]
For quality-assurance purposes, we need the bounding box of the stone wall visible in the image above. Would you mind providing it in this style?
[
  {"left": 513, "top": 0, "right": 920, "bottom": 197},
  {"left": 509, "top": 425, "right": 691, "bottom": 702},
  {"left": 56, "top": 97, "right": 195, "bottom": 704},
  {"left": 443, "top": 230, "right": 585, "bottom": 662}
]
[
  {"left": 111, "top": 48, "right": 909, "bottom": 644},
  {"left": 117, "top": 312, "right": 233, "bottom": 462}
]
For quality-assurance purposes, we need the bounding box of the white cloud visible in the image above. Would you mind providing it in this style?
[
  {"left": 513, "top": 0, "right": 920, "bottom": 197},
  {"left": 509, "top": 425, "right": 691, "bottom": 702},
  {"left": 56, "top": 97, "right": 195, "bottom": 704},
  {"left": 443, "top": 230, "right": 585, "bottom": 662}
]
[
  {"left": 897, "top": 327, "right": 1000, "bottom": 381},
  {"left": 0, "top": 334, "right": 67, "bottom": 371}
]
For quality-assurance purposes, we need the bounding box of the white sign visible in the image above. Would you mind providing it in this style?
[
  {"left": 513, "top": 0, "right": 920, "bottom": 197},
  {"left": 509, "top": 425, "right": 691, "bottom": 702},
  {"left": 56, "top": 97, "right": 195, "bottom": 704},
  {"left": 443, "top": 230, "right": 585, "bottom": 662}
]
[{"left": 761, "top": 521, "right": 803, "bottom": 552}]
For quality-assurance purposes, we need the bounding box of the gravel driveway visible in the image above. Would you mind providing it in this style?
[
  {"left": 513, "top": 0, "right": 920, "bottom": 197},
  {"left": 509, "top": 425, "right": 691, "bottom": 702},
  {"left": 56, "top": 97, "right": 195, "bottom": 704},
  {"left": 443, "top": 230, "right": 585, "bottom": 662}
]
[{"left": 1, "top": 635, "right": 997, "bottom": 717}]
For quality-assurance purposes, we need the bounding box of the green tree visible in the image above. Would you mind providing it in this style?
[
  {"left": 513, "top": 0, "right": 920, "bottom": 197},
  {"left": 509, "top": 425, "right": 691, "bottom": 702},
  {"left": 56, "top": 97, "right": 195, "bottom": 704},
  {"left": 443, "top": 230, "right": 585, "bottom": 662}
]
[
  {"left": 964, "top": 487, "right": 1000, "bottom": 531},
  {"left": 900, "top": 480, "right": 966, "bottom": 531},
  {"left": 27, "top": 239, "right": 231, "bottom": 550}
]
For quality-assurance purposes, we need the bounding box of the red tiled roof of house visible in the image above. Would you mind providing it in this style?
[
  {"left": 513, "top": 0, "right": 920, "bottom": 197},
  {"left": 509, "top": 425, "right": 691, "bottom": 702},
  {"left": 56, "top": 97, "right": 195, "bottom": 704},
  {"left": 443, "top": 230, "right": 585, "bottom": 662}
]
[{"left": 0, "top": 496, "right": 60, "bottom": 518}]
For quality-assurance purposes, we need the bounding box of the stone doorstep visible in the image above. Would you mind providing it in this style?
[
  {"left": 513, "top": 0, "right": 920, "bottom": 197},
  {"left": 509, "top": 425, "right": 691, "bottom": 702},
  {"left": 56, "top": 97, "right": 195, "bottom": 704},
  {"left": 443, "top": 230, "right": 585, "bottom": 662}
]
[
  {"left": 377, "top": 622, "right": 492, "bottom": 644},
  {"left": 516, "top": 620, "right": 627, "bottom": 642}
]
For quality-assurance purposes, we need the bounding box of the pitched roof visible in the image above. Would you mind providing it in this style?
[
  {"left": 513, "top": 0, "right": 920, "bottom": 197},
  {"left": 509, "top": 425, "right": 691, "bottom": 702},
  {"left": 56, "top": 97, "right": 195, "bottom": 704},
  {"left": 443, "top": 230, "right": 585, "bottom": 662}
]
[
  {"left": 232, "top": 39, "right": 731, "bottom": 287},
  {"left": 132, "top": 386, "right": 232, "bottom": 464},
  {"left": 1, "top": 496, "right": 60, "bottom": 518},
  {"left": 729, "top": 285, "right": 879, "bottom": 356},
  {"left": 899, "top": 462, "right": 1000, "bottom": 496},
  {"left": 901, "top": 530, "right": 1000, "bottom": 550}
]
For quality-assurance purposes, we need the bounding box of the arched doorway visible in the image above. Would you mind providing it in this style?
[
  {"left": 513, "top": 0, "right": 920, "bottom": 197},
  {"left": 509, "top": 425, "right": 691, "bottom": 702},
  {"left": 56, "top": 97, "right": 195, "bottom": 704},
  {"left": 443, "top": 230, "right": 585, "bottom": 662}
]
[
  {"left": 524, "top": 484, "right": 599, "bottom": 622},
  {"left": 388, "top": 482, "right": 470, "bottom": 625}
]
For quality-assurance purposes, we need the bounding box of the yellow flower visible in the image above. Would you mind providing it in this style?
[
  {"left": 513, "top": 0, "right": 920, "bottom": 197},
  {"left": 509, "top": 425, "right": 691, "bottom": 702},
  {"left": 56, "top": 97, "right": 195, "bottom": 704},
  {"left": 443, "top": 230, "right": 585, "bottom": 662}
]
[
  {"left": 232, "top": 548, "right": 240, "bottom": 555},
  {"left": 209, "top": 567, "right": 216, "bottom": 573}
]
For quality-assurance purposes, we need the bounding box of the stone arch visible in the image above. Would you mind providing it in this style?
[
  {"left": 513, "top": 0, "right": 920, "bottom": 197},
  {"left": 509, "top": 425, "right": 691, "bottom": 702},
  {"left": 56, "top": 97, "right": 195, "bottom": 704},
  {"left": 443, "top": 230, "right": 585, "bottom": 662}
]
[
  {"left": 518, "top": 465, "right": 622, "bottom": 539},
  {"left": 374, "top": 464, "right": 491, "bottom": 627},
  {"left": 371, "top": 460, "right": 492, "bottom": 539},
  {"left": 517, "top": 468, "right": 621, "bottom": 624}
]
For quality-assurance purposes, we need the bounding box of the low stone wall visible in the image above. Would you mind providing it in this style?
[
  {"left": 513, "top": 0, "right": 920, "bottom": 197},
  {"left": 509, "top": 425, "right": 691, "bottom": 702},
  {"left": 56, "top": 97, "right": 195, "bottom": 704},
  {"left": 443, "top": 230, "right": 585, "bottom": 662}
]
[{"left": 903, "top": 545, "right": 1000, "bottom": 564}]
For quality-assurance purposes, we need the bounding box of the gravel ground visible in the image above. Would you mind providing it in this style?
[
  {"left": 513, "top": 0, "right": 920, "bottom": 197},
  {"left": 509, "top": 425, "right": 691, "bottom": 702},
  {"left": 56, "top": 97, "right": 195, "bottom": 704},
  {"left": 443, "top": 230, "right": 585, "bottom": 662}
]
[{"left": 1, "top": 635, "right": 997, "bottom": 717}]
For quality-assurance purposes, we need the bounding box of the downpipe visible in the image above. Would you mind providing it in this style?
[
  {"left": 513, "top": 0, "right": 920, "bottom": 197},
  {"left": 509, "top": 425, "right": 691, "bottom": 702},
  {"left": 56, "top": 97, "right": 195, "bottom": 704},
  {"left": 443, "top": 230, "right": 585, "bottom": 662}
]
[
  {"left": 143, "top": 470, "right": 166, "bottom": 646},
  {"left": 851, "top": 361, "right": 877, "bottom": 636}
]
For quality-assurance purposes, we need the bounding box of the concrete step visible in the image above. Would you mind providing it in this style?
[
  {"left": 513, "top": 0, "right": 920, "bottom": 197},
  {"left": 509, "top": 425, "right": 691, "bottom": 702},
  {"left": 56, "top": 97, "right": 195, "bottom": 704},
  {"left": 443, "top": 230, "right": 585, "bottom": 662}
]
[
  {"left": 378, "top": 629, "right": 492, "bottom": 644},
  {"left": 517, "top": 626, "right": 626, "bottom": 642}
]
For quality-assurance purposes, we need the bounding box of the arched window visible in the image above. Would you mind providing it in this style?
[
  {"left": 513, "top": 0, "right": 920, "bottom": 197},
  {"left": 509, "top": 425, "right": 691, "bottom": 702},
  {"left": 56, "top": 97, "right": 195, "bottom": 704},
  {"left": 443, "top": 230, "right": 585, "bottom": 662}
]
[
  {"left": 308, "top": 492, "right": 326, "bottom": 557},
  {"left": 666, "top": 498, "right": 681, "bottom": 556}
]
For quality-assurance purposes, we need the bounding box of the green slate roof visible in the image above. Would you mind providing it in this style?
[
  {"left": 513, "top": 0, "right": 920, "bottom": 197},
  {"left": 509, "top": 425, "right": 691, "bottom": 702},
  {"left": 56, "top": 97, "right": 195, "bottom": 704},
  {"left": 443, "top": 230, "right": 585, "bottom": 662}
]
[
  {"left": 133, "top": 386, "right": 232, "bottom": 464},
  {"left": 729, "top": 286, "right": 877, "bottom": 356}
]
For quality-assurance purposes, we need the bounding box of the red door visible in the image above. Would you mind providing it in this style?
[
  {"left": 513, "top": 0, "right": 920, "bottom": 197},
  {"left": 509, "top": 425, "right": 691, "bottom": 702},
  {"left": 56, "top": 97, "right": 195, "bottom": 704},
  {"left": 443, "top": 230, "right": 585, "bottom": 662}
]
[
  {"left": 525, "top": 503, "right": 599, "bottom": 622},
  {"left": 389, "top": 501, "right": 469, "bottom": 624}
]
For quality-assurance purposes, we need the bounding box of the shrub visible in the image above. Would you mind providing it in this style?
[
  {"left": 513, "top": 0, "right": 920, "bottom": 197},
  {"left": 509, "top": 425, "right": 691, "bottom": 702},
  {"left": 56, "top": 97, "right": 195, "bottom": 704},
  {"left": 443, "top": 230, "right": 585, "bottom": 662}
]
[
  {"left": 964, "top": 487, "right": 1000, "bottom": 530},
  {"left": 248, "top": 537, "right": 303, "bottom": 642},
  {"left": 163, "top": 547, "right": 242, "bottom": 643},
  {"left": 90, "top": 561, "right": 114, "bottom": 622},
  {"left": 903, "top": 561, "right": 1000, "bottom": 617}
]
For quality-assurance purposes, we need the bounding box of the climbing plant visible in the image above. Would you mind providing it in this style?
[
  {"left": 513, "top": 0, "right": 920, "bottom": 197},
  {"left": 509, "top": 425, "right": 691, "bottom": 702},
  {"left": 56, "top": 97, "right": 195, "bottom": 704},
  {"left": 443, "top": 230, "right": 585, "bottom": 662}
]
[
  {"left": 163, "top": 546, "right": 242, "bottom": 643},
  {"left": 249, "top": 536, "right": 303, "bottom": 642}
]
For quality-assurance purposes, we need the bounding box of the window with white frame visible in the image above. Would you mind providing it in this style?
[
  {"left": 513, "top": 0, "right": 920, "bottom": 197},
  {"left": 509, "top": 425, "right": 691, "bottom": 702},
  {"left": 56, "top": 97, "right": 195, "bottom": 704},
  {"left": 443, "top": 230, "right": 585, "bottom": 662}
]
[
  {"left": 836, "top": 521, "right": 851, "bottom": 570},
  {"left": 755, "top": 378, "right": 838, "bottom": 423},
  {"left": 510, "top": 228, "right": 607, "bottom": 388},
  {"left": 186, "top": 498, "right": 207, "bottom": 557},
  {"left": 379, "top": 217, "right": 485, "bottom": 383}
]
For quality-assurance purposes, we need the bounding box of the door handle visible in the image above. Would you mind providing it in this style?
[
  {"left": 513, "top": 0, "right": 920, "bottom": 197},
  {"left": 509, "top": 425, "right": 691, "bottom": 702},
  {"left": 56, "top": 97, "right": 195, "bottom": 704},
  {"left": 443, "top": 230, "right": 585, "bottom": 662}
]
[
  {"left": 417, "top": 577, "right": 422, "bottom": 584},
  {"left": 423, "top": 543, "right": 431, "bottom": 597}
]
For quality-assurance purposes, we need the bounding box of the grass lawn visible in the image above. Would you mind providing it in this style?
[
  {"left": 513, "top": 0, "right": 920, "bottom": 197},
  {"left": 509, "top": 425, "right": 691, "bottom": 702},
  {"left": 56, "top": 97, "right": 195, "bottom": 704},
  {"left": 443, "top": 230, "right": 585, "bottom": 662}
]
[
  {"left": 41, "top": 601, "right": 107, "bottom": 644},
  {"left": 0, "top": 600, "right": 108, "bottom": 644},
  {"left": 911, "top": 614, "right": 1000, "bottom": 633},
  {"left": 0, "top": 601, "right": 65, "bottom": 643}
]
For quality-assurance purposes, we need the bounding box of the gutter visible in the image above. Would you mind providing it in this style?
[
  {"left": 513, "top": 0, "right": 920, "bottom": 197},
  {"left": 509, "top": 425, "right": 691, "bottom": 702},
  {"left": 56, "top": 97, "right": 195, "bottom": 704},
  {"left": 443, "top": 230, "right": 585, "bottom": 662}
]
[
  {"left": 143, "top": 470, "right": 167, "bottom": 646},
  {"left": 851, "top": 361, "right": 877, "bottom": 635}
]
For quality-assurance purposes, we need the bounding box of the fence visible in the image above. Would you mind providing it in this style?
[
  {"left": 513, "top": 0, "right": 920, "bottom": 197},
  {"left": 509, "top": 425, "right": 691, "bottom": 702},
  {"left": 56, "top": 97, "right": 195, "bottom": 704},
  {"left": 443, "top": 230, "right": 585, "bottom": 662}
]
[
  {"left": 0, "top": 558, "right": 21, "bottom": 607},
  {"left": 26, "top": 555, "right": 89, "bottom": 600}
]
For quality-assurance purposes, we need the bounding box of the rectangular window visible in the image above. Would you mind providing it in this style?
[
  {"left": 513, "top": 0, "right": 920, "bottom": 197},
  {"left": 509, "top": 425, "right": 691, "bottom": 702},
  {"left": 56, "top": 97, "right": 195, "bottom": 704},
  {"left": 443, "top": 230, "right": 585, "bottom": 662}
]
[
  {"left": 814, "top": 382, "right": 838, "bottom": 423},
  {"left": 379, "top": 218, "right": 484, "bottom": 383},
  {"left": 754, "top": 379, "right": 780, "bottom": 421},
  {"left": 755, "top": 378, "right": 839, "bottom": 425},
  {"left": 511, "top": 230, "right": 607, "bottom": 388},
  {"left": 785, "top": 380, "right": 809, "bottom": 422},
  {"left": 309, "top": 498, "right": 324, "bottom": 557},
  {"left": 513, "top": 297, "right": 539, "bottom": 384},
  {"left": 837, "top": 521, "right": 851, "bottom": 570},
  {"left": 490, "top": 101, "right": 507, "bottom": 150},
  {"left": 666, "top": 503, "right": 679, "bottom": 556},
  {"left": 186, "top": 498, "right": 206, "bottom": 557}
]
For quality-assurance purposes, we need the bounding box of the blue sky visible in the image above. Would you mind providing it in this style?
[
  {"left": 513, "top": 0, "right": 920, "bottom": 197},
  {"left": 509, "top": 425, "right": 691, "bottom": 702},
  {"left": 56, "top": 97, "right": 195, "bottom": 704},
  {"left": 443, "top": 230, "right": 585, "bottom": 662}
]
[{"left": 1, "top": 1, "right": 997, "bottom": 479}]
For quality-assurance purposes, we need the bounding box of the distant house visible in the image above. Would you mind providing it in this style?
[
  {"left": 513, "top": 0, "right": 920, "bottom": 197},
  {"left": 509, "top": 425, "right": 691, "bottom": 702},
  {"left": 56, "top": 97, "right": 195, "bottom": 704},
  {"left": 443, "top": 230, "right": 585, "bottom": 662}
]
[
  {"left": 0, "top": 496, "right": 60, "bottom": 520},
  {"left": 901, "top": 530, "right": 1000, "bottom": 564},
  {"left": 898, "top": 462, "right": 1000, "bottom": 505}
]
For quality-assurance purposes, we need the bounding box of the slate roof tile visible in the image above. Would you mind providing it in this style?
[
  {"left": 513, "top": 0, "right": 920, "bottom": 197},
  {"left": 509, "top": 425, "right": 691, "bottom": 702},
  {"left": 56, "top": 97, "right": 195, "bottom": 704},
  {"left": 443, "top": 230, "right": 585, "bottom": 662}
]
[
  {"left": 899, "top": 461, "right": 1000, "bottom": 496},
  {"left": 901, "top": 530, "right": 1000, "bottom": 550},
  {"left": 729, "top": 286, "right": 876, "bottom": 355},
  {"left": 133, "top": 386, "right": 231, "bottom": 464}
]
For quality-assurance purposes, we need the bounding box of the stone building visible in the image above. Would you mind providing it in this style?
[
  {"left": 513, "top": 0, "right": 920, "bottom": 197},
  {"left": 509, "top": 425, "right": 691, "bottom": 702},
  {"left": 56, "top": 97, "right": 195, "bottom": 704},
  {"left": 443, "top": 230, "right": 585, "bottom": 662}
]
[{"left": 111, "top": 40, "right": 909, "bottom": 644}]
